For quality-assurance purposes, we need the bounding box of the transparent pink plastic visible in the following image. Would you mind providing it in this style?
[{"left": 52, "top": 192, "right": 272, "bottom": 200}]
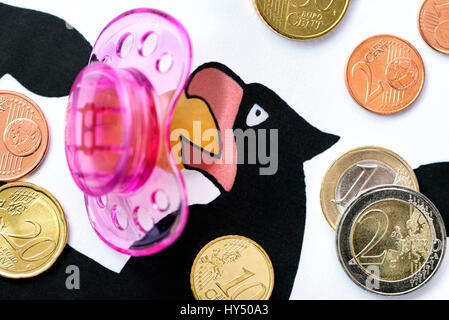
[{"left": 65, "top": 8, "right": 192, "bottom": 256}]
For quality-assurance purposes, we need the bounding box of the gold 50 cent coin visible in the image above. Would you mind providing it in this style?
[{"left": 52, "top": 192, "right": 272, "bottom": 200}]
[
  {"left": 190, "top": 235, "right": 274, "bottom": 300},
  {"left": 0, "top": 182, "right": 67, "bottom": 278},
  {"left": 320, "top": 146, "right": 419, "bottom": 229},
  {"left": 254, "top": 0, "right": 350, "bottom": 40},
  {"left": 337, "top": 186, "right": 445, "bottom": 295}
]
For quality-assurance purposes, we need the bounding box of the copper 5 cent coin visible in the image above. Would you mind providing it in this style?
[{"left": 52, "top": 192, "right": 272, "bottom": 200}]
[
  {"left": 320, "top": 146, "right": 419, "bottom": 230},
  {"left": 0, "top": 91, "right": 49, "bottom": 181},
  {"left": 191, "top": 235, "right": 274, "bottom": 300},
  {"left": 419, "top": 0, "right": 449, "bottom": 54},
  {"left": 345, "top": 35, "right": 425, "bottom": 115}
]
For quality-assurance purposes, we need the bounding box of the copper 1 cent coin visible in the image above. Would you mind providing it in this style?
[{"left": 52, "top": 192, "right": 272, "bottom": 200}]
[
  {"left": 0, "top": 91, "right": 49, "bottom": 181},
  {"left": 419, "top": 0, "right": 449, "bottom": 55},
  {"left": 345, "top": 35, "right": 425, "bottom": 115}
]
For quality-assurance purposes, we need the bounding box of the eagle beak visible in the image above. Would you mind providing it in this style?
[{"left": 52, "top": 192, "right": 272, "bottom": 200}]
[
  {"left": 168, "top": 64, "right": 244, "bottom": 192},
  {"left": 170, "top": 91, "right": 220, "bottom": 170}
]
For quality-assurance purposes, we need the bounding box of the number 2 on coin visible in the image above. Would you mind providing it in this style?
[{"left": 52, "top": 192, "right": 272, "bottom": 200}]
[
  {"left": 354, "top": 209, "right": 389, "bottom": 266},
  {"left": 0, "top": 220, "right": 56, "bottom": 262},
  {"left": 352, "top": 61, "right": 385, "bottom": 105}
]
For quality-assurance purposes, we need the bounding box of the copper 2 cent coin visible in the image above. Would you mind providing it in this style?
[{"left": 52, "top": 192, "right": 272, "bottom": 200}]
[
  {"left": 0, "top": 91, "right": 49, "bottom": 182},
  {"left": 419, "top": 0, "right": 449, "bottom": 55},
  {"left": 345, "top": 35, "right": 425, "bottom": 115}
]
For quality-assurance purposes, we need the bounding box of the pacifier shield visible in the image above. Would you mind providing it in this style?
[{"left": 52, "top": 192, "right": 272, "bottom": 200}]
[{"left": 66, "top": 8, "right": 191, "bottom": 256}]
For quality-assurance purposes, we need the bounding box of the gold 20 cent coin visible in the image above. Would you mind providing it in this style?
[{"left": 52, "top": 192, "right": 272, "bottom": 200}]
[
  {"left": 191, "top": 235, "right": 274, "bottom": 300},
  {"left": 254, "top": 0, "right": 350, "bottom": 40},
  {"left": 320, "top": 146, "right": 419, "bottom": 230},
  {"left": 0, "top": 182, "right": 67, "bottom": 278}
]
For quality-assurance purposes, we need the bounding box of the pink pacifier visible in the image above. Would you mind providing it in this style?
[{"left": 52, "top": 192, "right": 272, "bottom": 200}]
[{"left": 65, "top": 8, "right": 192, "bottom": 256}]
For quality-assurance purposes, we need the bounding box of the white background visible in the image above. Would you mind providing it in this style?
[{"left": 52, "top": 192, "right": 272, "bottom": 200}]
[{"left": 1, "top": 0, "right": 449, "bottom": 299}]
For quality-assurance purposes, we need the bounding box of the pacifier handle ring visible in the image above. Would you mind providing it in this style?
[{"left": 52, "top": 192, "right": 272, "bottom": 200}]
[{"left": 91, "top": 8, "right": 192, "bottom": 104}]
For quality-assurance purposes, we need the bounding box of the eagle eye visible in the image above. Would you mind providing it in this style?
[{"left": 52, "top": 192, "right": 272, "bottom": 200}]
[{"left": 246, "top": 104, "right": 269, "bottom": 127}]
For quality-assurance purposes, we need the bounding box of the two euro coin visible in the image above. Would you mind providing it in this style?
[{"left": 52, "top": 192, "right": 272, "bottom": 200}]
[
  {"left": 337, "top": 185, "right": 445, "bottom": 295},
  {"left": 321, "top": 146, "right": 445, "bottom": 295}
]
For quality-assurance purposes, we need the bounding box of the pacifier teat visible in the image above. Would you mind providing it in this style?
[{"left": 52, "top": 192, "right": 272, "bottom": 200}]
[
  {"left": 65, "top": 8, "right": 192, "bottom": 256},
  {"left": 66, "top": 64, "right": 159, "bottom": 196}
]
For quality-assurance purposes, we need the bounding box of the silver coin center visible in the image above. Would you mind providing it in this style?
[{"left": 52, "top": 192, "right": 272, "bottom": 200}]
[{"left": 335, "top": 160, "right": 402, "bottom": 213}]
